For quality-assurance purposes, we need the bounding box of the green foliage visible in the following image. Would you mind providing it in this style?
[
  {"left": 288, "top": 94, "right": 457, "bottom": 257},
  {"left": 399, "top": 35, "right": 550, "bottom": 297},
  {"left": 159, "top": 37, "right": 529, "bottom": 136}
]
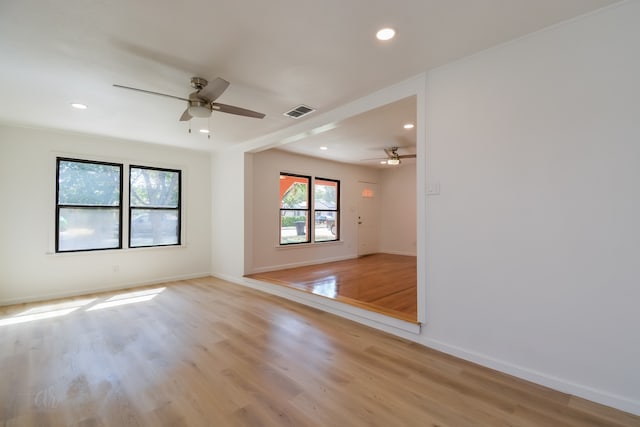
[
  {"left": 281, "top": 182, "right": 308, "bottom": 208},
  {"left": 58, "top": 160, "right": 120, "bottom": 206}
]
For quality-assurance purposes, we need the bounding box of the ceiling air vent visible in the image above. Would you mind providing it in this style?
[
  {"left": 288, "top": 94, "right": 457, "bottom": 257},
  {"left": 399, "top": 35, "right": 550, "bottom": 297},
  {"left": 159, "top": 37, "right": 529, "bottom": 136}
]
[{"left": 283, "top": 104, "right": 315, "bottom": 119}]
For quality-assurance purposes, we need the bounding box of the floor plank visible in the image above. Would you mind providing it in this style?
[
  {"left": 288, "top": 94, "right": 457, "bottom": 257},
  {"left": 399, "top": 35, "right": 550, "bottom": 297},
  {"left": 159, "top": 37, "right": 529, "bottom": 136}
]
[{"left": 0, "top": 277, "right": 637, "bottom": 426}]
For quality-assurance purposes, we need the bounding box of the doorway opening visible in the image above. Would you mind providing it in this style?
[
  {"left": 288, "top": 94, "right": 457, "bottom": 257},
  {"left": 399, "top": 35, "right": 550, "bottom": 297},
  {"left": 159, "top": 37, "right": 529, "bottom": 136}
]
[{"left": 244, "top": 82, "right": 424, "bottom": 326}]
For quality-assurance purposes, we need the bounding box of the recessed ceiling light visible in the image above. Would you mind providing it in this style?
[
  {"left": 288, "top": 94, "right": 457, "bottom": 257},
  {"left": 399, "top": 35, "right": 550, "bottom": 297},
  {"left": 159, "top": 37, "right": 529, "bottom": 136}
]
[
  {"left": 199, "top": 129, "right": 210, "bottom": 134},
  {"left": 320, "top": 146, "right": 328, "bottom": 151},
  {"left": 403, "top": 123, "right": 414, "bottom": 129},
  {"left": 71, "top": 103, "right": 87, "bottom": 110},
  {"left": 376, "top": 28, "right": 395, "bottom": 41}
]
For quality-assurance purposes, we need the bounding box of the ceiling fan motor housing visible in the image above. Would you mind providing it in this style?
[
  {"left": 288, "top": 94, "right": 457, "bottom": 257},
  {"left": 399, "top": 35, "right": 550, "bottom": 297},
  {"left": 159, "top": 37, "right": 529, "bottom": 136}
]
[{"left": 190, "top": 77, "right": 208, "bottom": 91}]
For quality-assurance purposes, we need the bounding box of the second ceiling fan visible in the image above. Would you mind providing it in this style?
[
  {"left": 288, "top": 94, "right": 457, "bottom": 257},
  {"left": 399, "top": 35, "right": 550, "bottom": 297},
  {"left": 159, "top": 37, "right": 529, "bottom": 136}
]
[
  {"left": 383, "top": 146, "right": 416, "bottom": 165},
  {"left": 114, "top": 76, "right": 265, "bottom": 122}
]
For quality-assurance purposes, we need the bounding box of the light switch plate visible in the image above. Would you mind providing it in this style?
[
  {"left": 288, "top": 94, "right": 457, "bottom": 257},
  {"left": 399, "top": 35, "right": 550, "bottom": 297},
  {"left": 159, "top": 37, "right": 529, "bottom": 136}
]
[{"left": 427, "top": 182, "right": 440, "bottom": 195}]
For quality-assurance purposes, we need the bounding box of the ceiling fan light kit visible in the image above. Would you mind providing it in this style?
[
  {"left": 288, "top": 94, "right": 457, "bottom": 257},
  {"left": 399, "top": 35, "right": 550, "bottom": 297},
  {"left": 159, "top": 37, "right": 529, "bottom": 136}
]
[{"left": 188, "top": 103, "right": 211, "bottom": 118}]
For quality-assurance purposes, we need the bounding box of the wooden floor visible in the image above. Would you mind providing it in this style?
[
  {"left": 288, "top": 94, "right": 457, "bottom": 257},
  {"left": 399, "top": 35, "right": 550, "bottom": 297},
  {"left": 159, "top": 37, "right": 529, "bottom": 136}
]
[
  {"left": 246, "top": 253, "right": 418, "bottom": 322},
  {"left": 1, "top": 278, "right": 638, "bottom": 426}
]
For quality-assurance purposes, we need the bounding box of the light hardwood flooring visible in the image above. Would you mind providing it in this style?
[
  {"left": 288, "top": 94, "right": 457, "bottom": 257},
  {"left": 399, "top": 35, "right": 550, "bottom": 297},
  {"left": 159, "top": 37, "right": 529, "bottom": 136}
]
[
  {"left": 246, "top": 253, "right": 417, "bottom": 322},
  {"left": 1, "top": 277, "right": 638, "bottom": 426}
]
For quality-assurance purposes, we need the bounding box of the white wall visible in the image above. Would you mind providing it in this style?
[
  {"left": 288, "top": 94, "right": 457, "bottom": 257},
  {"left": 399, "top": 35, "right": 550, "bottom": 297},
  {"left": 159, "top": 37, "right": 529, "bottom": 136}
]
[
  {"left": 210, "top": 149, "right": 246, "bottom": 278},
  {"left": 248, "top": 149, "right": 380, "bottom": 273},
  {"left": 0, "top": 124, "right": 211, "bottom": 304},
  {"left": 379, "top": 162, "right": 416, "bottom": 256},
  {"left": 422, "top": 1, "right": 640, "bottom": 413}
]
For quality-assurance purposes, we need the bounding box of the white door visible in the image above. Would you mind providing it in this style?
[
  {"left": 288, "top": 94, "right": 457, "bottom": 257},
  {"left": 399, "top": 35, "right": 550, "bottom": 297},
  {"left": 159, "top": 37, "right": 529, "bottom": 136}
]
[{"left": 357, "top": 182, "right": 380, "bottom": 256}]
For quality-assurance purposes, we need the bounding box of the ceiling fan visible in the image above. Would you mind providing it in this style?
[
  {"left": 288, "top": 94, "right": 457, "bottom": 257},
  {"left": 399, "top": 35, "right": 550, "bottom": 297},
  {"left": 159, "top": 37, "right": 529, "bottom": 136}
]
[
  {"left": 372, "top": 146, "right": 416, "bottom": 165},
  {"left": 113, "top": 77, "right": 265, "bottom": 121}
]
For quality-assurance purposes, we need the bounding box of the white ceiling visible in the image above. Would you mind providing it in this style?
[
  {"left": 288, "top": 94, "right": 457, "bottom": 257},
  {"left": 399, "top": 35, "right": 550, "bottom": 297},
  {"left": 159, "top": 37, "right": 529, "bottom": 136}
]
[
  {"left": 0, "top": 0, "right": 618, "bottom": 153},
  {"left": 275, "top": 95, "right": 417, "bottom": 169}
]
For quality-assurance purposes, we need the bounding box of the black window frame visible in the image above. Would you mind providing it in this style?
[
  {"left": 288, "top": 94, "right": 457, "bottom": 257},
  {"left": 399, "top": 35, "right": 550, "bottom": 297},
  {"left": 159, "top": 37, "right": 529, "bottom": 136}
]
[
  {"left": 279, "top": 173, "right": 311, "bottom": 245},
  {"left": 55, "top": 157, "right": 123, "bottom": 253},
  {"left": 313, "top": 177, "right": 340, "bottom": 242},
  {"left": 129, "top": 165, "right": 182, "bottom": 249}
]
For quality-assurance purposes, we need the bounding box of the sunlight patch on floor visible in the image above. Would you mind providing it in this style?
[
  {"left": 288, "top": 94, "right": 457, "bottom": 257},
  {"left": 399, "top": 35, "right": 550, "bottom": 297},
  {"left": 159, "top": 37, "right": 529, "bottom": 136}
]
[
  {"left": 0, "top": 307, "right": 79, "bottom": 326},
  {"left": 86, "top": 287, "right": 165, "bottom": 311},
  {"left": 0, "top": 288, "right": 167, "bottom": 325}
]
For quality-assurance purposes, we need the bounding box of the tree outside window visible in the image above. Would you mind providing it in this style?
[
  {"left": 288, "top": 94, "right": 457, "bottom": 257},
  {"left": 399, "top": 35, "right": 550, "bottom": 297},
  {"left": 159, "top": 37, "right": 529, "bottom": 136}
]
[
  {"left": 56, "top": 158, "right": 122, "bottom": 252},
  {"left": 279, "top": 174, "right": 310, "bottom": 244},
  {"left": 314, "top": 178, "right": 339, "bottom": 242},
  {"left": 129, "top": 166, "right": 181, "bottom": 248},
  {"left": 279, "top": 173, "right": 339, "bottom": 245}
]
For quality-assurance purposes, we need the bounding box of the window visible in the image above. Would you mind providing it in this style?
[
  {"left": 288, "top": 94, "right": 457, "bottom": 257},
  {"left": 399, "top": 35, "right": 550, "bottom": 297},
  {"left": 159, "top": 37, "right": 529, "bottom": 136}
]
[
  {"left": 279, "top": 173, "right": 340, "bottom": 245},
  {"left": 56, "top": 158, "right": 122, "bottom": 252},
  {"left": 280, "top": 173, "right": 311, "bottom": 244},
  {"left": 314, "top": 178, "right": 339, "bottom": 242},
  {"left": 129, "top": 166, "right": 181, "bottom": 248}
]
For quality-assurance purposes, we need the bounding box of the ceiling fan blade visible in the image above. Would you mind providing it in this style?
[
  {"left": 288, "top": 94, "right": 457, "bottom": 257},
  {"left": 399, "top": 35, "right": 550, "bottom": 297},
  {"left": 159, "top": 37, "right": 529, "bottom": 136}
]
[
  {"left": 198, "top": 77, "right": 230, "bottom": 102},
  {"left": 212, "top": 103, "right": 265, "bottom": 119},
  {"left": 179, "top": 108, "right": 192, "bottom": 122},
  {"left": 398, "top": 154, "right": 417, "bottom": 159},
  {"left": 113, "top": 84, "right": 189, "bottom": 102}
]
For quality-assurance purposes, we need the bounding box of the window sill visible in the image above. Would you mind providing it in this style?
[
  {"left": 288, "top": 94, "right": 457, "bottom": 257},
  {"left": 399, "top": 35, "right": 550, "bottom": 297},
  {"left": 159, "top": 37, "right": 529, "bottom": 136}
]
[{"left": 46, "top": 244, "right": 187, "bottom": 256}]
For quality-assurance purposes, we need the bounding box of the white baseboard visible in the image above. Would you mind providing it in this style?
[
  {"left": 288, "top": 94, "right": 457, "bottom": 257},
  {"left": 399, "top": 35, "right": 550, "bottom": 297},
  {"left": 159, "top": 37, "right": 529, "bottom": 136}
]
[
  {"left": 378, "top": 249, "right": 417, "bottom": 257},
  {"left": 0, "top": 272, "right": 211, "bottom": 306},
  {"left": 419, "top": 337, "right": 640, "bottom": 416},
  {"left": 249, "top": 252, "right": 417, "bottom": 274},
  {"left": 248, "top": 254, "right": 357, "bottom": 274}
]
